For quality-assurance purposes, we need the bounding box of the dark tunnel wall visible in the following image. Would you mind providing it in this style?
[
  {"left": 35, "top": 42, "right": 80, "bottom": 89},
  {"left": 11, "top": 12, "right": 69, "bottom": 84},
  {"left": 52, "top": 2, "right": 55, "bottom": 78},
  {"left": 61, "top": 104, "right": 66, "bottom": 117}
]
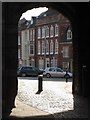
[{"left": 2, "top": 2, "right": 88, "bottom": 117}]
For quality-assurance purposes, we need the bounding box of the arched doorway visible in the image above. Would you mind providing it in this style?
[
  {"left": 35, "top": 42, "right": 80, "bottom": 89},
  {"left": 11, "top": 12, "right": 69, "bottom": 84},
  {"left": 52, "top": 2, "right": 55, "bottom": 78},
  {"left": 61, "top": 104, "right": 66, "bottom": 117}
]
[{"left": 2, "top": 2, "right": 88, "bottom": 118}]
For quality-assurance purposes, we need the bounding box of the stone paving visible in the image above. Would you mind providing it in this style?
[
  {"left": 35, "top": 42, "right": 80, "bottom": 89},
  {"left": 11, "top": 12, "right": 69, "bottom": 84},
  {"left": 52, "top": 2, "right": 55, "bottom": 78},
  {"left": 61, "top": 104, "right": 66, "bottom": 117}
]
[{"left": 14, "top": 77, "right": 88, "bottom": 119}]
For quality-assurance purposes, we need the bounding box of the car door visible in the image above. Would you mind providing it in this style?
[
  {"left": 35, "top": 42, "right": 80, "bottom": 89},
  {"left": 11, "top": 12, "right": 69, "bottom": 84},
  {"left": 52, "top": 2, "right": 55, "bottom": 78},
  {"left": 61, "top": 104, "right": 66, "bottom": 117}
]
[
  {"left": 49, "top": 67, "right": 57, "bottom": 77},
  {"left": 21, "top": 67, "right": 30, "bottom": 76},
  {"left": 32, "top": 67, "right": 38, "bottom": 76},
  {"left": 56, "top": 68, "right": 64, "bottom": 77},
  {"left": 27, "top": 66, "right": 33, "bottom": 76}
]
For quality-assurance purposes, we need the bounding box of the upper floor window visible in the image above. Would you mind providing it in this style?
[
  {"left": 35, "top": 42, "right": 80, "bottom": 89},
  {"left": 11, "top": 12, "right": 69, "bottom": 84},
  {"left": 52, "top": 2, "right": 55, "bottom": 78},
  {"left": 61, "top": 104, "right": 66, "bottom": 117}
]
[
  {"left": 38, "top": 41, "right": 41, "bottom": 54},
  {"left": 38, "top": 28, "right": 41, "bottom": 39},
  {"left": 50, "top": 40, "right": 53, "bottom": 54},
  {"left": 42, "top": 40, "right": 45, "bottom": 54},
  {"left": 46, "top": 40, "right": 49, "bottom": 54},
  {"left": 50, "top": 25, "right": 54, "bottom": 37},
  {"left": 46, "top": 26, "right": 49, "bottom": 38},
  {"left": 30, "top": 44, "right": 34, "bottom": 55},
  {"left": 63, "top": 46, "right": 69, "bottom": 58},
  {"left": 55, "top": 39, "right": 58, "bottom": 54},
  {"left": 42, "top": 27, "right": 45, "bottom": 38},
  {"left": 67, "top": 29, "right": 72, "bottom": 40},
  {"left": 55, "top": 24, "right": 59, "bottom": 36}
]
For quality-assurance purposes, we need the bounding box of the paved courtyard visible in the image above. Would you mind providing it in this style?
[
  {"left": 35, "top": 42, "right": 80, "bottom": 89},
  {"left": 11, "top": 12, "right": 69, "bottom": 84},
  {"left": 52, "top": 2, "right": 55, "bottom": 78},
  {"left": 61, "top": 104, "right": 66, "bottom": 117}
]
[{"left": 10, "top": 77, "right": 88, "bottom": 119}]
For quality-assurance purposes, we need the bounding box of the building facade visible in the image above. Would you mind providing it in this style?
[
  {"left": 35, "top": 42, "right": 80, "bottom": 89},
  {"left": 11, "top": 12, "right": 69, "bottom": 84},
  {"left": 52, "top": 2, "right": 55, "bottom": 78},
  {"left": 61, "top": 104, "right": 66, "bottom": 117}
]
[
  {"left": 18, "top": 17, "right": 36, "bottom": 67},
  {"left": 18, "top": 8, "right": 73, "bottom": 72}
]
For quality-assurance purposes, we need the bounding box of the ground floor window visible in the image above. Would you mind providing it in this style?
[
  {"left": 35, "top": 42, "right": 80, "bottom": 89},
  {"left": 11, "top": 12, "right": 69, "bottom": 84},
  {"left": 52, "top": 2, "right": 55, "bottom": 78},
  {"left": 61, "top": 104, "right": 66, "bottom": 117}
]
[
  {"left": 39, "top": 58, "right": 44, "bottom": 69},
  {"left": 51, "top": 57, "right": 57, "bottom": 67}
]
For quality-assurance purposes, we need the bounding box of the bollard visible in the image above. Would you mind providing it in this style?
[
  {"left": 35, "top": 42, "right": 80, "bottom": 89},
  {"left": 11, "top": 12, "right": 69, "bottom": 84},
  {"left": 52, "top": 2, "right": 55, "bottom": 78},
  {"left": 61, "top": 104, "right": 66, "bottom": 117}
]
[
  {"left": 65, "top": 70, "right": 69, "bottom": 83},
  {"left": 38, "top": 74, "right": 43, "bottom": 92}
]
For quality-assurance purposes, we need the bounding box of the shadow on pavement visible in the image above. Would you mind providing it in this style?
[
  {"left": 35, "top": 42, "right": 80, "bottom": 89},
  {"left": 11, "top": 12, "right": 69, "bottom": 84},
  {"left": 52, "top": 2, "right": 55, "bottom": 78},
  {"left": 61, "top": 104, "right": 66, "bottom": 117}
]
[{"left": 2, "top": 95, "right": 88, "bottom": 120}]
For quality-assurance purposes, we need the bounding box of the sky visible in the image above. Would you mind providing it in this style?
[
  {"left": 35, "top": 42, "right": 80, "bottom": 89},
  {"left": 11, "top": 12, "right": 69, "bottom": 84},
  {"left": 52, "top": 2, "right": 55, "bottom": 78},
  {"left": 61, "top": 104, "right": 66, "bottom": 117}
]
[{"left": 20, "top": 7, "right": 48, "bottom": 20}]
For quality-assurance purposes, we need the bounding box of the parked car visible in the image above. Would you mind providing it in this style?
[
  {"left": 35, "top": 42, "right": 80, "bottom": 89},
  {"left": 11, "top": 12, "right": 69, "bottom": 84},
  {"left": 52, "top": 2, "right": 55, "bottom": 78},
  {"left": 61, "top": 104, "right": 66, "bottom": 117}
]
[
  {"left": 43, "top": 67, "right": 72, "bottom": 78},
  {"left": 17, "top": 66, "right": 43, "bottom": 77}
]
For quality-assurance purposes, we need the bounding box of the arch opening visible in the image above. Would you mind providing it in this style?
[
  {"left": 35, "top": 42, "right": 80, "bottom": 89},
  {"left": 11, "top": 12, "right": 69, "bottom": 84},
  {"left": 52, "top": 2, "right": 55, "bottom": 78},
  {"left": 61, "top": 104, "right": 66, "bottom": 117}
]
[
  {"left": 2, "top": 2, "right": 88, "bottom": 119},
  {"left": 15, "top": 6, "right": 74, "bottom": 117}
]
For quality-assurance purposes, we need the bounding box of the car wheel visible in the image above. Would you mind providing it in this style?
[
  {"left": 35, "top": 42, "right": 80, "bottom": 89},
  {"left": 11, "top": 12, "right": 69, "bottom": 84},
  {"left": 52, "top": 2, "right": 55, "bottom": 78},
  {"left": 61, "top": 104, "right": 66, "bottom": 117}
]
[
  {"left": 21, "top": 73, "right": 26, "bottom": 77},
  {"left": 46, "top": 73, "right": 51, "bottom": 78}
]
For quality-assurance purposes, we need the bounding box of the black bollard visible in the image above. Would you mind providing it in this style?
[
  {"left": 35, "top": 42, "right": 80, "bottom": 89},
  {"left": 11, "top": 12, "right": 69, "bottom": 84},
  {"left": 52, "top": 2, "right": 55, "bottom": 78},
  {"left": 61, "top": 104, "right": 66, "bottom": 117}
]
[
  {"left": 38, "top": 74, "right": 43, "bottom": 92},
  {"left": 65, "top": 70, "right": 69, "bottom": 83}
]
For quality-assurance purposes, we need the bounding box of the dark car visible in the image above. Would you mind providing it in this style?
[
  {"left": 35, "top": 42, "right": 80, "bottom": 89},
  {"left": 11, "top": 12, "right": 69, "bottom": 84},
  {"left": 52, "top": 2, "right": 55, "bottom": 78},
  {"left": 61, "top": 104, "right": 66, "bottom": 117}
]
[{"left": 17, "top": 66, "right": 43, "bottom": 77}]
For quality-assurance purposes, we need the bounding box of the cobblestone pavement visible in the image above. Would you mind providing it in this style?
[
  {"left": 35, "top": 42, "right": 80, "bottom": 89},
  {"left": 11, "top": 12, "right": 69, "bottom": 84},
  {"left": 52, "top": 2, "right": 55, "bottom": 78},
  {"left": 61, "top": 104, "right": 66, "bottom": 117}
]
[{"left": 16, "top": 77, "right": 88, "bottom": 119}]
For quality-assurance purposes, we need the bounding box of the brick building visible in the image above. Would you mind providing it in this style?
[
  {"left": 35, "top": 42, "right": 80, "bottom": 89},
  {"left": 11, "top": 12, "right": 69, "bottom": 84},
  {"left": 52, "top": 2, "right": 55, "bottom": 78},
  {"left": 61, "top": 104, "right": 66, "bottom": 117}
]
[
  {"left": 18, "top": 8, "right": 73, "bottom": 72},
  {"left": 35, "top": 8, "right": 73, "bottom": 72}
]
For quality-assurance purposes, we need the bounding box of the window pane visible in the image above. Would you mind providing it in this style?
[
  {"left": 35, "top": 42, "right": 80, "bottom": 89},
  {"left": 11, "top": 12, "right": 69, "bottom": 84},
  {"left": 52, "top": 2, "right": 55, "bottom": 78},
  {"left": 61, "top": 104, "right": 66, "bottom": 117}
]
[
  {"left": 55, "top": 39, "right": 58, "bottom": 54},
  {"left": 42, "top": 27, "right": 45, "bottom": 38},
  {"left": 50, "top": 40, "right": 53, "bottom": 54},
  {"left": 46, "top": 40, "right": 49, "bottom": 54},
  {"left": 38, "top": 41, "right": 40, "bottom": 54},
  {"left": 46, "top": 26, "right": 49, "bottom": 37},
  {"left": 38, "top": 28, "right": 41, "bottom": 39},
  {"left": 50, "top": 25, "right": 54, "bottom": 37},
  {"left": 42, "top": 41, "right": 45, "bottom": 54}
]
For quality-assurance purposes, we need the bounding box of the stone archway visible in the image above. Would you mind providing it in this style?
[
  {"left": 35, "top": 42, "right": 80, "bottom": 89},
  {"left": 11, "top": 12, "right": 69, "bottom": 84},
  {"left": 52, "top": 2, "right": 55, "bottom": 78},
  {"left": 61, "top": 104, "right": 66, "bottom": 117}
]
[{"left": 2, "top": 2, "right": 88, "bottom": 117}]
